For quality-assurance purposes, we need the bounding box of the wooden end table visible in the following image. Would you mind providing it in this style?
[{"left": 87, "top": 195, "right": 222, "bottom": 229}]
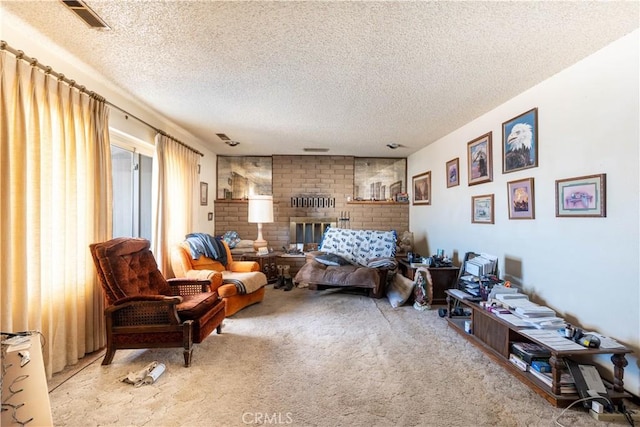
[
  {"left": 397, "top": 258, "right": 459, "bottom": 305},
  {"left": 241, "top": 252, "right": 281, "bottom": 283}
]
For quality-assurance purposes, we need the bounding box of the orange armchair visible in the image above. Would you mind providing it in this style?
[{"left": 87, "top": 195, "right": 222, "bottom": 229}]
[
  {"left": 90, "top": 237, "right": 226, "bottom": 367},
  {"left": 171, "top": 238, "right": 267, "bottom": 316}
]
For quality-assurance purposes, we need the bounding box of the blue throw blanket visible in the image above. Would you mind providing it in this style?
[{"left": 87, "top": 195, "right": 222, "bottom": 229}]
[{"left": 185, "top": 233, "right": 228, "bottom": 266}]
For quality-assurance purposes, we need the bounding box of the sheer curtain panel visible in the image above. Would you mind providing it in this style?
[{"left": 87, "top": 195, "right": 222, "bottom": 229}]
[
  {"left": 0, "top": 51, "right": 112, "bottom": 377},
  {"left": 151, "top": 133, "right": 199, "bottom": 276}
]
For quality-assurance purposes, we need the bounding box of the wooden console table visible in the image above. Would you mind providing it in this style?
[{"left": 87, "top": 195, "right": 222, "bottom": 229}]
[
  {"left": 397, "top": 259, "right": 459, "bottom": 305},
  {"left": 444, "top": 290, "right": 632, "bottom": 407}
]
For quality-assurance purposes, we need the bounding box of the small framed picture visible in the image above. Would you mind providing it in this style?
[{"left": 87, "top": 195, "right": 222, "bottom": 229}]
[
  {"left": 200, "top": 182, "right": 208, "bottom": 206},
  {"left": 507, "top": 178, "right": 535, "bottom": 220},
  {"left": 471, "top": 194, "right": 494, "bottom": 224},
  {"left": 502, "top": 108, "right": 538, "bottom": 173},
  {"left": 446, "top": 158, "right": 459, "bottom": 188},
  {"left": 412, "top": 171, "right": 431, "bottom": 205},
  {"left": 555, "top": 174, "right": 606, "bottom": 217},
  {"left": 467, "top": 132, "right": 493, "bottom": 186}
]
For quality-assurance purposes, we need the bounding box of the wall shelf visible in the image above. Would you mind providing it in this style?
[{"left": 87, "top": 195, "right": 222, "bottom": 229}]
[{"left": 347, "top": 201, "right": 409, "bottom": 205}]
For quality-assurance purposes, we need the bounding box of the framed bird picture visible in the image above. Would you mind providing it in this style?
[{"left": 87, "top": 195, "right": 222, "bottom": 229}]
[
  {"left": 467, "top": 132, "right": 492, "bottom": 186},
  {"left": 502, "top": 108, "right": 538, "bottom": 174}
]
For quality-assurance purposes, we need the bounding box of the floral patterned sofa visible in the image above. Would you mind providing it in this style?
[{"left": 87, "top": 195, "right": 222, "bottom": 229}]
[{"left": 293, "top": 227, "right": 397, "bottom": 298}]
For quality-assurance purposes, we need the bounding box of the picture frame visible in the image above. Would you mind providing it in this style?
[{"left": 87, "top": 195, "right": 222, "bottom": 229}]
[
  {"left": 446, "top": 158, "right": 460, "bottom": 188},
  {"left": 412, "top": 171, "right": 431, "bottom": 205},
  {"left": 467, "top": 132, "right": 493, "bottom": 186},
  {"left": 555, "top": 173, "right": 606, "bottom": 217},
  {"left": 507, "top": 177, "right": 535, "bottom": 220},
  {"left": 200, "top": 182, "right": 208, "bottom": 206},
  {"left": 502, "top": 108, "right": 538, "bottom": 173},
  {"left": 389, "top": 180, "right": 402, "bottom": 199},
  {"left": 471, "top": 194, "right": 494, "bottom": 224}
]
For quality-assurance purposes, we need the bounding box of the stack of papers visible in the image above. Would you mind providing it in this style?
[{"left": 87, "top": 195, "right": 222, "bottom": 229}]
[
  {"left": 519, "top": 329, "right": 585, "bottom": 351},
  {"left": 496, "top": 293, "right": 529, "bottom": 301},
  {"left": 495, "top": 313, "right": 534, "bottom": 327},
  {"left": 522, "top": 317, "right": 565, "bottom": 329},
  {"left": 488, "top": 284, "right": 520, "bottom": 300},
  {"left": 449, "top": 289, "right": 473, "bottom": 300},
  {"left": 515, "top": 306, "right": 556, "bottom": 318}
]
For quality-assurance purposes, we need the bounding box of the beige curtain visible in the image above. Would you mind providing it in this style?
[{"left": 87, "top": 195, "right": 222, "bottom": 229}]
[
  {"left": 0, "top": 51, "right": 112, "bottom": 377},
  {"left": 151, "top": 133, "right": 199, "bottom": 276}
]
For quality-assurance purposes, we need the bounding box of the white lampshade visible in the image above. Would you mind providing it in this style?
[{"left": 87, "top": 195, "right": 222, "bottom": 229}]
[
  {"left": 248, "top": 195, "right": 274, "bottom": 223},
  {"left": 248, "top": 195, "right": 273, "bottom": 250}
]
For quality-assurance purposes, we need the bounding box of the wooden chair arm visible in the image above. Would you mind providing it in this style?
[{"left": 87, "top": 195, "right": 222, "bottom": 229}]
[
  {"left": 106, "top": 298, "right": 183, "bottom": 326},
  {"left": 113, "top": 295, "right": 183, "bottom": 305},
  {"left": 167, "top": 278, "right": 213, "bottom": 295},
  {"left": 175, "top": 271, "right": 223, "bottom": 291}
]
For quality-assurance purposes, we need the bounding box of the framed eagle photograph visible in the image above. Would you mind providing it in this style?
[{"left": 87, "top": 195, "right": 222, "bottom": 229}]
[{"left": 502, "top": 108, "right": 538, "bottom": 174}]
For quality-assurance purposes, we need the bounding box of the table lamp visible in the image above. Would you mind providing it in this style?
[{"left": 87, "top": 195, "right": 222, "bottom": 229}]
[{"left": 248, "top": 195, "right": 274, "bottom": 251}]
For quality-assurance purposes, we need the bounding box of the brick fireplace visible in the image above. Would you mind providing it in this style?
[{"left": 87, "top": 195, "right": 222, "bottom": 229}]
[{"left": 214, "top": 155, "right": 409, "bottom": 272}]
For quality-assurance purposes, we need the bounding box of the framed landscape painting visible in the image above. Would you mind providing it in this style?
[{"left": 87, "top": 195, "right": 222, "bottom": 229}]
[
  {"left": 467, "top": 132, "right": 492, "bottom": 186},
  {"left": 412, "top": 171, "right": 431, "bottom": 205},
  {"left": 555, "top": 174, "right": 606, "bottom": 217},
  {"left": 507, "top": 178, "right": 535, "bottom": 220},
  {"left": 502, "top": 108, "right": 538, "bottom": 173},
  {"left": 446, "top": 158, "right": 459, "bottom": 188},
  {"left": 471, "top": 194, "right": 494, "bottom": 224}
]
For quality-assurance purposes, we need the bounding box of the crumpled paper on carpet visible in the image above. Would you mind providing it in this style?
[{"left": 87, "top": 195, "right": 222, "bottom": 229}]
[{"left": 122, "top": 361, "right": 166, "bottom": 387}]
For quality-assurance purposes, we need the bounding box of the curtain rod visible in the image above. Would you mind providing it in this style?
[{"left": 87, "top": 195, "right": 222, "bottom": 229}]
[{"left": 0, "top": 40, "right": 204, "bottom": 157}]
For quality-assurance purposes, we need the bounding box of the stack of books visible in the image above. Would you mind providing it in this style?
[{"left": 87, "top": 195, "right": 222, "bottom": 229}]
[
  {"left": 529, "top": 367, "right": 577, "bottom": 395},
  {"left": 508, "top": 341, "right": 551, "bottom": 372},
  {"left": 509, "top": 341, "right": 577, "bottom": 394},
  {"left": 464, "top": 253, "right": 497, "bottom": 277},
  {"left": 510, "top": 342, "right": 551, "bottom": 364}
]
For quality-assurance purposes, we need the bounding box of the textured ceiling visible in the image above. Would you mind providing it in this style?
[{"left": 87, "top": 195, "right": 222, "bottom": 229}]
[{"left": 1, "top": 1, "right": 638, "bottom": 157}]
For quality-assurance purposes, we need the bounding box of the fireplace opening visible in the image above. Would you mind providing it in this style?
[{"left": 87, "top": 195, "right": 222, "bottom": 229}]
[{"left": 289, "top": 217, "right": 336, "bottom": 252}]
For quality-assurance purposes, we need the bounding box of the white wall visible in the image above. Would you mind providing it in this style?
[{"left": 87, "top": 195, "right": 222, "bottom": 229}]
[
  {"left": 408, "top": 30, "right": 639, "bottom": 395},
  {"left": 0, "top": 11, "right": 219, "bottom": 234}
]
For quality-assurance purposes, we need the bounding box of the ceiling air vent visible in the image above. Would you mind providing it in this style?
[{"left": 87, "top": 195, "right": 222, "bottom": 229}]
[
  {"left": 216, "top": 133, "right": 231, "bottom": 141},
  {"left": 61, "top": 0, "right": 110, "bottom": 29},
  {"left": 303, "top": 148, "right": 329, "bottom": 153}
]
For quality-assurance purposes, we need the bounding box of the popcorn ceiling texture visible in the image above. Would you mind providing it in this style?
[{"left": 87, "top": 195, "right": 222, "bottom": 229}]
[
  {"left": 1, "top": 1, "right": 638, "bottom": 156},
  {"left": 48, "top": 286, "right": 619, "bottom": 426}
]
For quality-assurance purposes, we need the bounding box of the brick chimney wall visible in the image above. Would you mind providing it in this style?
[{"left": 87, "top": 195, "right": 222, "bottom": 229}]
[{"left": 214, "top": 155, "right": 409, "bottom": 253}]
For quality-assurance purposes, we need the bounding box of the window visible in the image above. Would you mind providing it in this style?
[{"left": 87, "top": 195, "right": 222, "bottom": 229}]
[{"left": 110, "top": 130, "right": 153, "bottom": 239}]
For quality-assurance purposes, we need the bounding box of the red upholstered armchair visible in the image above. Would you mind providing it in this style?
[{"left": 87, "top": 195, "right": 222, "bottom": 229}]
[{"left": 90, "top": 237, "right": 226, "bottom": 367}]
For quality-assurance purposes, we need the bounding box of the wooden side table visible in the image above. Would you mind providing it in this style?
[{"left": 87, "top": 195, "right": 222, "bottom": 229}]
[
  {"left": 241, "top": 252, "right": 280, "bottom": 283},
  {"left": 397, "top": 259, "right": 459, "bottom": 305}
]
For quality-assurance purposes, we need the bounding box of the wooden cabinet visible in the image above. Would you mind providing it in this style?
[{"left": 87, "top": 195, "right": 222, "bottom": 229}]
[
  {"left": 445, "top": 290, "right": 632, "bottom": 408},
  {"left": 397, "top": 259, "right": 459, "bottom": 305},
  {"left": 242, "top": 252, "right": 280, "bottom": 283}
]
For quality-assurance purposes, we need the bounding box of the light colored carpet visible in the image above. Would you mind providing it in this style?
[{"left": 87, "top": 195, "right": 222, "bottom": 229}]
[{"left": 49, "top": 286, "right": 616, "bottom": 426}]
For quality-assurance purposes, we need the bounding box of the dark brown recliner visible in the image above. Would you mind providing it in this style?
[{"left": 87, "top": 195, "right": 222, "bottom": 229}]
[{"left": 90, "top": 237, "right": 226, "bottom": 367}]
